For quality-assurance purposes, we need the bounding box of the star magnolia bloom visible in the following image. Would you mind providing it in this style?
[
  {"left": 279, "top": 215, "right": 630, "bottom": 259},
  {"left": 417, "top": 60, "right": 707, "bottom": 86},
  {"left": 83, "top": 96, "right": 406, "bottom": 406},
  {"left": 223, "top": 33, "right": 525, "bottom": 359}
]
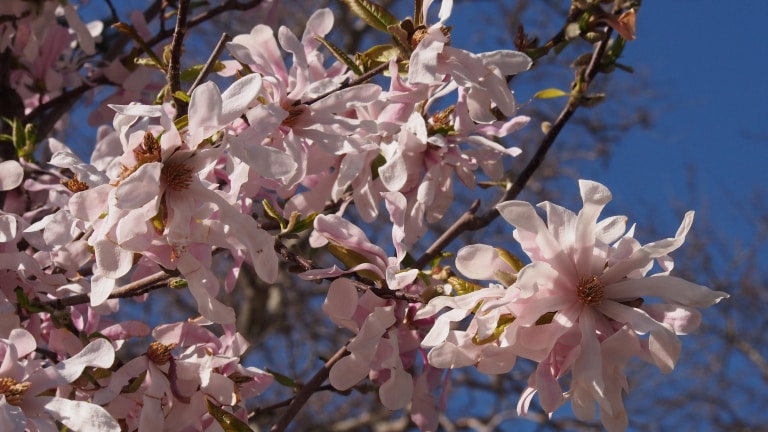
[
  {"left": 0, "top": 331, "right": 118, "bottom": 432},
  {"left": 418, "top": 180, "right": 728, "bottom": 431},
  {"left": 501, "top": 180, "right": 728, "bottom": 429}
]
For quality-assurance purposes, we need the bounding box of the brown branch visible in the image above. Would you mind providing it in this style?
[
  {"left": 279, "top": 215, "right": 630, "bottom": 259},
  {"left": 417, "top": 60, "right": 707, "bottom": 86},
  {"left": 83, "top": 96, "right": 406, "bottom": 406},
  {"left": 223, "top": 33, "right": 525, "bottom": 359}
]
[
  {"left": 168, "top": 0, "right": 191, "bottom": 118},
  {"left": 189, "top": 32, "right": 232, "bottom": 94},
  {"left": 274, "top": 241, "right": 423, "bottom": 303},
  {"left": 300, "top": 61, "right": 391, "bottom": 106},
  {"left": 38, "top": 270, "right": 178, "bottom": 309},
  {"left": 270, "top": 344, "right": 350, "bottom": 432}
]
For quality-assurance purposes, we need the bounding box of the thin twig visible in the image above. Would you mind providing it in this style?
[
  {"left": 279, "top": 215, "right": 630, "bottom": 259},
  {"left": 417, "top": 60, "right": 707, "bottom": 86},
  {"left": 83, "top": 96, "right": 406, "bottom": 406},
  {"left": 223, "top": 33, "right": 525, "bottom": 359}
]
[
  {"left": 189, "top": 32, "right": 232, "bottom": 94},
  {"left": 38, "top": 270, "right": 177, "bottom": 309},
  {"left": 270, "top": 344, "right": 350, "bottom": 432},
  {"left": 168, "top": 0, "right": 190, "bottom": 117},
  {"left": 301, "top": 61, "right": 391, "bottom": 106}
]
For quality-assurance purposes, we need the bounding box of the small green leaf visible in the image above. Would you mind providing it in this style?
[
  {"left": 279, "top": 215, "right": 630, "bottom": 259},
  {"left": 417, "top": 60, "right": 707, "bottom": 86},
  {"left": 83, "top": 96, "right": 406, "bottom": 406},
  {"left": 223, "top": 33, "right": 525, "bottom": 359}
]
[
  {"left": 387, "top": 24, "right": 411, "bottom": 55},
  {"left": 262, "top": 199, "right": 287, "bottom": 230},
  {"left": 315, "top": 36, "right": 363, "bottom": 76},
  {"left": 327, "top": 243, "right": 383, "bottom": 284},
  {"left": 265, "top": 368, "right": 296, "bottom": 388},
  {"left": 446, "top": 276, "right": 482, "bottom": 296},
  {"left": 168, "top": 278, "right": 188, "bottom": 289},
  {"left": 173, "top": 114, "right": 189, "bottom": 132},
  {"left": 287, "top": 212, "right": 318, "bottom": 234},
  {"left": 340, "top": 0, "right": 399, "bottom": 33},
  {"left": 359, "top": 44, "right": 401, "bottom": 65},
  {"left": 180, "top": 62, "right": 225, "bottom": 82},
  {"left": 173, "top": 90, "right": 191, "bottom": 103},
  {"left": 495, "top": 247, "right": 525, "bottom": 272},
  {"left": 207, "top": 400, "right": 254, "bottom": 432},
  {"left": 472, "top": 314, "right": 516, "bottom": 345},
  {"left": 533, "top": 88, "right": 570, "bottom": 99}
]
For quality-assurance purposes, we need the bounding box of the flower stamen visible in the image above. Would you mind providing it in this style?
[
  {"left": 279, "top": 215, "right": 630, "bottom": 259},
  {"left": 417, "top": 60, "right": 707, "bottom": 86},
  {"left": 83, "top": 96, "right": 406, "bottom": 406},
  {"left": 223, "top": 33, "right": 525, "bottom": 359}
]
[
  {"left": 147, "top": 341, "right": 175, "bottom": 365},
  {"left": 0, "top": 377, "right": 31, "bottom": 406},
  {"left": 577, "top": 275, "right": 604, "bottom": 305},
  {"left": 162, "top": 162, "right": 194, "bottom": 191}
]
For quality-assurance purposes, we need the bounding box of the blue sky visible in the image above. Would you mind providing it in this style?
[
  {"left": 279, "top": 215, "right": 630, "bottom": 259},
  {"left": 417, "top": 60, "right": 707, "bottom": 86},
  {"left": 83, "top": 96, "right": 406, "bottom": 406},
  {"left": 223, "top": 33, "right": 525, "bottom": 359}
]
[{"left": 607, "top": 1, "right": 768, "bottom": 247}]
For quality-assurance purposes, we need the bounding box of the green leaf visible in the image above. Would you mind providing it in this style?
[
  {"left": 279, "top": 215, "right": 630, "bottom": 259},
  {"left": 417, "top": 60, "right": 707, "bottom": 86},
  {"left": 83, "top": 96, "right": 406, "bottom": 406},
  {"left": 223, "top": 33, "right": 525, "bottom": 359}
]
[
  {"left": 287, "top": 212, "right": 318, "bottom": 234},
  {"left": 327, "top": 243, "right": 383, "bottom": 284},
  {"left": 173, "top": 114, "right": 189, "bottom": 132},
  {"left": 207, "top": 400, "right": 254, "bottom": 432},
  {"left": 262, "top": 199, "right": 287, "bottom": 230},
  {"left": 472, "top": 314, "right": 515, "bottom": 345},
  {"left": 340, "top": 0, "right": 399, "bottom": 33},
  {"left": 446, "top": 276, "right": 482, "bottom": 296},
  {"left": 265, "top": 368, "right": 296, "bottom": 388},
  {"left": 315, "top": 36, "right": 363, "bottom": 76},
  {"left": 495, "top": 247, "right": 525, "bottom": 272},
  {"left": 533, "top": 88, "right": 570, "bottom": 99},
  {"left": 173, "top": 90, "right": 191, "bottom": 103},
  {"left": 180, "top": 62, "right": 225, "bottom": 82},
  {"left": 360, "top": 44, "right": 401, "bottom": 65}
]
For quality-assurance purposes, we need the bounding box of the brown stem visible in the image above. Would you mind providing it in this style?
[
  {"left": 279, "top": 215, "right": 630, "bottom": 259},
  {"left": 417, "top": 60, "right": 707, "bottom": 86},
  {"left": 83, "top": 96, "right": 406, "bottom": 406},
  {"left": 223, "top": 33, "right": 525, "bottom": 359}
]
[
  {"left": 168, "top": 0, "right": 190, "bottom": 117},
  {"left": 189, "top": 32, "right": 232, "bottom": 94},
  {"left": 270, "top": 344, "right": 349, "bottom": 432},
  {"left": 300, "top": 61, "right": 390, "bottom": 106},
  {"left": 38, "top": 270, "right": 177, "bottom": 309}
]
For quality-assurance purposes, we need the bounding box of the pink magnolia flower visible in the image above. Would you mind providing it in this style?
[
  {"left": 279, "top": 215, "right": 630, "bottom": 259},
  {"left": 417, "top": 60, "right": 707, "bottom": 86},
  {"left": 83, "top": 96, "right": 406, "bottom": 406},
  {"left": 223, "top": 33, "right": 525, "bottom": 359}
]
[
  {"left": 310, "top": 201, "right": 439, "bottom": 415},
  {"left": 418, "top": 180, "right": 729, "bottom": 431},
  {"left": 407, "top": 0, "right": 532, "bottom": 123},
  {"left": 95, "top": 322, "right": 271, "bottom": 431},
  {"left": 0, "top": 330, "right": 119, "bottom": 432}
]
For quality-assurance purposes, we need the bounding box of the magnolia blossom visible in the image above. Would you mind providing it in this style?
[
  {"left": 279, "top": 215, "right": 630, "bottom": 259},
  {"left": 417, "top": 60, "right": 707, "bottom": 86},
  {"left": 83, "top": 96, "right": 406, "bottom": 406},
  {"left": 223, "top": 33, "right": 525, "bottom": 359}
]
[
  {"left": 95, "top": 322, "right": 272, "bottom": 431},
  {"left": 418, "top": 180, "right": 728, "bottom": 431},
  {"left": 0, "top": 331, "right": 118, "bottom": 432}
]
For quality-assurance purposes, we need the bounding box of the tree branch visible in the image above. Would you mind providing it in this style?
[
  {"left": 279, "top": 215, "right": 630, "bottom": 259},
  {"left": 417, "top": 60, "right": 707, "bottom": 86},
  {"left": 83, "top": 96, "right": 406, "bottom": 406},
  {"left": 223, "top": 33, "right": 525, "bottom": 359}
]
[
  {"left": 270, "top": 344, "right": 350, "bottom": 432},
  {"left": 168, "top": 0, "right": 191, "bottom": 117}
]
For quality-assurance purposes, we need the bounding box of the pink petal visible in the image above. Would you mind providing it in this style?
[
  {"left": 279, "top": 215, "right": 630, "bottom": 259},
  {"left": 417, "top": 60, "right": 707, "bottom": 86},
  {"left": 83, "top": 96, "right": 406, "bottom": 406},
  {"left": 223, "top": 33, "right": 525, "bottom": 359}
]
[
  {"left": 323, "top": 279, "right": 360, "bottom": 331},
  {"left": 329, "top": 354, "right": 372, "bottom": 391},
  {"left": 0, "top": 161, "right": 23, "bottom": 191},
  {"left": 0, "top": 397, "right": 25, "bottom": 432},
  {"left": 219, "top": 73, "right": 262, "bottom": 125},
  {"left": 94, "top": 239, "right": 133, "bottom": 280},
  {"left": 642, "top": 304, "right": 701, "bottom": 335},
  {"left": 604, "top": 276, "right": 728, "bottom": 307},
  {"left": 379, "top": 367, "right": 413, "bottom": 410},
  {"left": 113, "top": 162, "right": 161, "bottom": 210},
  {"left": 40, "top": 396, "right": 120, "bottom": 432},
  {"left": 203, "top": 373, "right": 237, "bottom": 405},
  {"left": 177, "top": 253, "right": 235, "bottom": 324},
  {"left": 455, "top": 244, "right": 514, "bottom": 281}
]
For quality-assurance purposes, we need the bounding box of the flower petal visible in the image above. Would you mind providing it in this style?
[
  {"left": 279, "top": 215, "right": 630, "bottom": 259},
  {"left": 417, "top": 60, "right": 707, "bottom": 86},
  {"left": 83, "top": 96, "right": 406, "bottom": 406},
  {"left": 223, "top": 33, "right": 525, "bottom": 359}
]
[
  {"left": 40, "top": 397, "right": 120, "bottom": 432},
  {"left": 0, "top": 161, "right": 23, "bottom": 191}
]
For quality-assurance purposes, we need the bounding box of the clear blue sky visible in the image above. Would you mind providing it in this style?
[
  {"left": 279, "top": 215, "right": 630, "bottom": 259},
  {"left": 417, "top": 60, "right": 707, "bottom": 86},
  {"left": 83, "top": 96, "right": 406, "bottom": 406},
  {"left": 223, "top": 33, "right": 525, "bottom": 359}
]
[{"left": 607, "top": 1, "right": 768, "bottom": 248}]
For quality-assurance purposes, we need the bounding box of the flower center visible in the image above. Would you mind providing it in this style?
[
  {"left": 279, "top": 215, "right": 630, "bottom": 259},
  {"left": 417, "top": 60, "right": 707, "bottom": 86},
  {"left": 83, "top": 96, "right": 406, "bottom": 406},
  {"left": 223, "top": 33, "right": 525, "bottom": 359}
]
[
  {"left": 280, "top": 103, "right": 308, "bottom": 128},
  {"left": 577, "top": 275, "right": 604, "bottom": 305},
  {"left": 147, "top": 341, "right": 175, "bottom": 365},
  {"left": 62, "top": 174, "right": 89, "bottom": 193},
  {"left": 162, "top": 162, "right": 194, "bottom": 191},
  {"left": 0, "top": 377, "right": 31, "bottom": 406}
]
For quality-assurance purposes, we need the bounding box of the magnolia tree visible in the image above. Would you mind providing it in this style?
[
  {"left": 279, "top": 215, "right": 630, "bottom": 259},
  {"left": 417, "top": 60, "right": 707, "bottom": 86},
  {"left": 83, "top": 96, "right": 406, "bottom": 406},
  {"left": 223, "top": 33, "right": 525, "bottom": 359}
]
[{"left": 0, "top": 0, "right": 729, "bottom": 431}]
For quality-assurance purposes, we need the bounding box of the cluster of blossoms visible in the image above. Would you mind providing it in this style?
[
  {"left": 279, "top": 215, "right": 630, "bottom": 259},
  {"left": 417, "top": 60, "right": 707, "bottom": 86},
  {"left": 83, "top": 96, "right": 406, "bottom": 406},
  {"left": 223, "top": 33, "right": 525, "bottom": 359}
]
[
  {"left": 0, "top": 0, "right": 727, "bottom": 431},
  {"left": 416, "top": 180, "right": 728, "bottom": 430}
]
